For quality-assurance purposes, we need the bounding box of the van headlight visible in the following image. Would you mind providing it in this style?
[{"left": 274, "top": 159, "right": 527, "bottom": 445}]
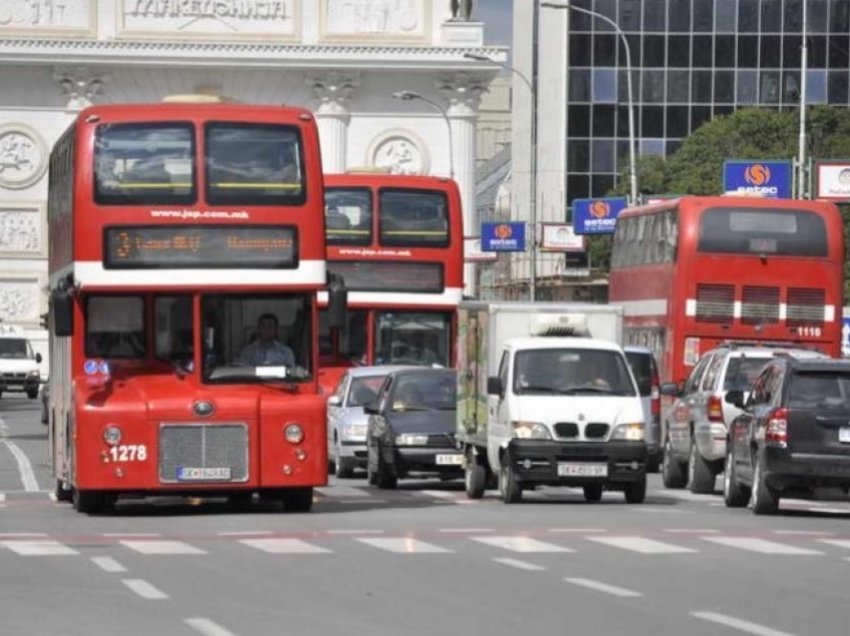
[
  {"left": 512, "top": 421, "right": 551, "bottom": 440},
  {"left": 27, "top": 370, "right": 39, "bottom": 378},
  {"left": 611, "top": 422, "right": 645, "bottom": 441}
]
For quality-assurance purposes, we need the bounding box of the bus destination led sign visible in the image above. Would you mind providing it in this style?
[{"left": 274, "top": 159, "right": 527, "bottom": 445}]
[{"left": 104, "top": 226, "right": 297, "bottom": 269}]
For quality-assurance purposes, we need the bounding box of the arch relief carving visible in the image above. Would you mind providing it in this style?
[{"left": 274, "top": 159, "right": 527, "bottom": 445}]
[
  {"left": 367, "top": 129, "right": 430, "bottom": 176},
  {"left": 0, "top": 124, "right": 48, "bottom": 190}
]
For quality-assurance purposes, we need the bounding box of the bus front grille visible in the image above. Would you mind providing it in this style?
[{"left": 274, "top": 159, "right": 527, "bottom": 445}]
[
  {"left": 159, "top": 423, "right": 249, "bottom": 483},
  {"left": 696, "top": 284, "right": 734, "bottom": 324},
  {"left": 787, "top": 288, "right": 826, "bottom": 326}
]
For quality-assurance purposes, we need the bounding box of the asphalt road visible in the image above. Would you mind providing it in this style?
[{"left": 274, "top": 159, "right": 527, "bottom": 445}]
[{"left": 2, "top": 397, "right": 850, "bottom": 636}]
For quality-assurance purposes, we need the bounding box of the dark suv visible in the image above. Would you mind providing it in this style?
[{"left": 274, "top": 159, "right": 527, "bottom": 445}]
[{"left": 724, "top": 358, "right": 850, "bottom": 515}]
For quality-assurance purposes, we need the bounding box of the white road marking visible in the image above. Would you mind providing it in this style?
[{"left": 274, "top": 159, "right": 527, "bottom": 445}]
[
  {"left": 564, "top": 577, "right": 642, "bottom": 598},
  {"left": 493, "top": 557, "right": 547, "bottom": 571},
  {"left": 357, "top": 537, "right": 453, "bottom": 554},
  {"left": 472, "top": 536, "right": 573, "bottom": 553},
  {"left": 91, "top": 556, "right": 127, "bottom": 573},
  {"left": 0, "top": 494, "right": 5, "bottom": 502},
  {"left": 1, "top": 440, "right": 39, "bottom": 492},
  {"left": 339, "top": 498, "right": 386, "bottom": 504},
  {"left": 185, "top": 617, "right": 238, "bottom": 636},
  {"left": 773, "top": 530, "right": 834, "bottom": 537},
  {"left": 0, "top": 532, "right": 47, "bottom": 538},
  {"left": 121, "top": 540, "right": 206, "bottom": 555},
  {"left": 240, "top": 538, "right": 331, "bottom": 554},
  {"left": 819, "top": 539, "right": 850, "bottom": 550},
  {"left": 1, "top": 540, "right": 78, "bottom": 556},
  {"left": 316, "top": 486, "right": 371, "bottom": 498},
  {"left": 703, "top": 537, "right": 823, "bottom": 555},
  {"left": 665, "top": 528, "right": 720, "bottom": 534},
  {"left": 549, "top": 528, "right": 607, "bottom": 533},
  {"left": 419, "top": 490, "right": 461, "bottom": 499},
  {"left": 216, "top": 531, "right": 273, "bottom": 537},
  {"left": 630, "top": 507, "right": 692, "bottom": 514},
  {"left": 47, "top": 493, "right": 56, "bottom": 502},
  {"left": 650, "top": 489, "right": 717, "bottom": 502},
  {"left": 122, "top": 579, "right": 169, "bottom": 600},
  {"left": 326, "top": 529, "right": 385, "bottom": 535},
  {"left": 588, "top": 535, "right": 697, "bottom": 554},
  {"left": 439, "top": 528, "right": 494, "bottom": 534},
  {"left": 691, "top": 611, "right": 796, "bottom": 636}
]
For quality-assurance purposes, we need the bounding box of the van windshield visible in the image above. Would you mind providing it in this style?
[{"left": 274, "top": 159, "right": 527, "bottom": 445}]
[
  {"left": 0, "top": 338, "right": 31, "bottom": 359},
  {"left": 514, "top": 349, "right": 636, "bottom": 396}
]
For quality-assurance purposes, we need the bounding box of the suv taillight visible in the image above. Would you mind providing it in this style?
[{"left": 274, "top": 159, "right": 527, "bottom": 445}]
[
  {"left": 765, "top": 408, "right": 788, "bottom": 447},
  {"left": 707, "top": 395, "right": 724, "bottom": 422}
]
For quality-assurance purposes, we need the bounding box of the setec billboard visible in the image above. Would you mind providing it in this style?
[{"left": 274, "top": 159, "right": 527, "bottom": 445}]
[
  {"left": 481, "top": 221, "right": 526, "bottom": 252},
  {"left": 723, "top": 160, "right": 792, "bottom": 198},
  {"left": 572, "top": 197, "right": 628, "bottom": 234}
]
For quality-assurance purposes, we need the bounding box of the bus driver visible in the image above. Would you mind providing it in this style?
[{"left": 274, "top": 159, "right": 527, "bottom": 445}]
[{"left": 239, "top": 314, "right": 295, "bottom": 367}]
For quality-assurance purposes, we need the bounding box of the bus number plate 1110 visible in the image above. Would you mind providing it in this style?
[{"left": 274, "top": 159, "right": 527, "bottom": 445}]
[{"left": 177, "top": 467, "right": 232, "bottom": 481}]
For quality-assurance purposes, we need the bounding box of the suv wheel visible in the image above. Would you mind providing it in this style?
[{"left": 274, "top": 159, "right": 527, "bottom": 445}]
[
  {"left": 723, "top": 449, "right": 749, "bottom": 508},
  {"left": 750, "top": 453, "right": 779, "bottom": 515},
  {"left": 661, "top": 437, "right": 687, "bottom": 488},
  {"left": 688, "top": 440, "right": 715, "bottom": 494}
]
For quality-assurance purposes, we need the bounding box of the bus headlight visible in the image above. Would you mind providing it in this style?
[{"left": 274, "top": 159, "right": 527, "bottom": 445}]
[
  {"left": 284, "top": 422, "right": 304, "bottom": 444},
  {"left": 611, "top": 422, "right": 645, "bottom": 441},
  {"left": 103, "top": 425, "right": 122, "bottom": 446},
  {"left": 512, "top": 421, "right": 551, "bottom": 440}
]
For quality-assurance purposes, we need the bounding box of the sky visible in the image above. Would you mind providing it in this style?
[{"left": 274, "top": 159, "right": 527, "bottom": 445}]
[{"left": 476, "top": 0, "right": 512, "bottom": 46}]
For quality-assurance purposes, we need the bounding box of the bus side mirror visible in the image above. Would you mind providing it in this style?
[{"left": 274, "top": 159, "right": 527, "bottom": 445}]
[
  {"left": 52, "top": 290, "right": 74, "bottom": 337},
  {"left": 327, "top": 274, "right": 347, "bottom": 330},
  {"left": 35, "top": 353, "right": 42, "bottom": 364}
]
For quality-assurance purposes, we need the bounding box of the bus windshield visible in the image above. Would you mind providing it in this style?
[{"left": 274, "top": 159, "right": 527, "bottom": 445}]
[
  {"left": 374, "top": 311, "right": 450, "bottom": 367},
  {"left": 202, "top": 294, "right": 312, "bottom": 383}
]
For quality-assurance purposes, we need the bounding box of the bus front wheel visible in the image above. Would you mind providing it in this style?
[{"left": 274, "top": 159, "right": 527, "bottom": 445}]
[
  {"left": 282, "top": 487, "right": 313, "bottom": 512},
  {"left": 72, "top": 489, "right": 114, "bottom": 514}
]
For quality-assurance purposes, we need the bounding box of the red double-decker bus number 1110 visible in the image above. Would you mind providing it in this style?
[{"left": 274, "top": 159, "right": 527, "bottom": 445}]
[
  {"left": 798, "top": 326, "right": 823, "bottom": 338},
  {"left": 108, "top": 445, "right": 148, "bottom": 462}
]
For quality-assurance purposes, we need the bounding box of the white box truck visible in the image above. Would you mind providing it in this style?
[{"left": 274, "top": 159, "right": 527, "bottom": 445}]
[{"left": 456, "top": 302, "right": 647, "bottom": 503}]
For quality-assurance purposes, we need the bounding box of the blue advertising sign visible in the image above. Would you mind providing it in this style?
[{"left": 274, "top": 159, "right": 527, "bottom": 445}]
[
  {"left": 481, "top": 222, "right": 526, "bottom": 252},
  {"left": 572, "top": 197, "right": 629, "bottom": 235},
  {"left": 723, "top": 160, "right": 793, "bottom": 198},
  {"left": 842, "top": 314, "right": 850, "bottom": 357}
]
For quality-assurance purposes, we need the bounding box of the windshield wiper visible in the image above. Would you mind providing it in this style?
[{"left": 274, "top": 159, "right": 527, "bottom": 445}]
[
  {"left": 560, "top": 385, "right": 618, "bottom": 395},
  {"left": 518, "top": 385, "right": 559, "bottom": 394}
]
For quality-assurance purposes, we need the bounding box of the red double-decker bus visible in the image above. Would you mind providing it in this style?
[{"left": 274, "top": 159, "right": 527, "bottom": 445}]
[
  {"left": 47, "top": 100, "right": 341, "bottom": 513},
  {"left": 318, "top": 173, "right": 464, "bottom": 393},
  {"left": 609, "top": 195, "right": 844, "bottom": 385}
]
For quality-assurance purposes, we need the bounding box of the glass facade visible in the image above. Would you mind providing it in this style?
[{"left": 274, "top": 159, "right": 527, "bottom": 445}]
[{"left": 564, "top": 0, "right": 850, "bottom": 205}]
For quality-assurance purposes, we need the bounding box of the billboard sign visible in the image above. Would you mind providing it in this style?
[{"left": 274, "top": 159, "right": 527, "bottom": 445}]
[
  {"left": 723, "top": 160, "right": 793, "bottom": 198},
  {"left": 464, "top": 237, "right": 498, "bottom": 262},
  {"left": 816, "top": 162, "right": 850, "bottom": 201},
  {"left": 481, "top": 222, "right": 526, "bottom": 252},
  {"left": 540, "top": 224, "right": 585, "bottom": 252},
  {"left": 572, "top": 197, "right": 628, "bottom": 234}
]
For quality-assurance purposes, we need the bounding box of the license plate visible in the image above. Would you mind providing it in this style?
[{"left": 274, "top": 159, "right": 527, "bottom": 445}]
[
  {"left": 557, "top": 462, "right": 608, "bottom": 477},
  {"left": 840, "top": 427, "right": 850, "bottom": 443},
  {"left": 435, "top": 454, "right": 464, "bottom": 466},
  {"left": 177, "top": 467, "right": 231, "bottom": 481}
]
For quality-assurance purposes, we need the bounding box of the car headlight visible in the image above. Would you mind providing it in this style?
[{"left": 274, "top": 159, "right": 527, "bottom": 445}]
[
  {"left": 395, "top": 433, "right": 429, "bottom": 446},
  {"left": 341, "top": 423, "right": 367, "bottom": 440},
  {"left": 611, "top": 422, "right": 645, "bottom": 441},
  {"left": 512, "top": 421, "right": 551, "bottom": 440}
]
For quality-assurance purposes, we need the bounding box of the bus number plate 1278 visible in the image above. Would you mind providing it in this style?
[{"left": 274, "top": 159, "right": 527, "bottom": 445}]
[{"left": 177, "top": 467, "right": 231, "bottom": 481}]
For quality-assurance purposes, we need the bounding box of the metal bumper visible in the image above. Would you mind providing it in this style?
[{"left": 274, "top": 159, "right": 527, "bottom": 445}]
[
  {"left": 506, "top": 439, "right": 647, "bottom": 487},
  {"left": 339, "top": 440, "right": 368, "bottom": 466},
  {"left": 392, "top": 447, "right": 465, "bottom": 478},
  {"left": 764, "top": 448, "right": 850, "bottom": 490},
  {"left": 0, "top": 376, "right": 38, "bottom": 392}
]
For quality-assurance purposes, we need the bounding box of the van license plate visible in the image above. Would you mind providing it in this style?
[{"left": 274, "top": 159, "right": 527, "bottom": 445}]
[
  {"left": 839, "top": 427, "right": 850, "bottom": 443},
  {"left": 177, "top": 467, "right": 231, "bottom": 481},
  {"left": 436, "top": 454, "right": 464, "bottom": 466},
  {"left": 557, "top": 462, "right": 608, "bottom": 477}
]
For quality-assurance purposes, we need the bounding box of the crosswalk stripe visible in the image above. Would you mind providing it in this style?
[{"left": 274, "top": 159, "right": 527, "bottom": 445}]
[
  {"left": 91, "top": 556, "right": 127, "bottom": 573},
  {"left": 493, "top": 557, "right": 547, "bottom": 571},
  {"left": 240, "top": 538, "right": 331, "bottom": 554},
  {"left": 121, "top": 540, "right": 206, "bottom": 555},
  {"left": 587, "top": 536, "right": 697, "bottom": 554},
  {"left": 703, "top": 537, "right": 823, "bottom": 555},
  {"left": 819, "top": 539, "right": 850, "bottom": 550},
  {"left": 357, "top": 537, "right": 453, "bottom": 554},
  {"left": 122, "top": 579, "right": 169, "bottom": 600},
  {"left": 1, "top": 540, "right": 78, "bottom": 556},
  {"left": 564, "top": 577, "right": 642, "bottom": 598},
  {"left": 472, "top": 536, "right": 574, "bottom": 553}
]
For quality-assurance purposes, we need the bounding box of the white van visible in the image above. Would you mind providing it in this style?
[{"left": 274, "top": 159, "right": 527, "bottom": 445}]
[{"left": 0, "top": 325, "right": 42, "bottom": 399}]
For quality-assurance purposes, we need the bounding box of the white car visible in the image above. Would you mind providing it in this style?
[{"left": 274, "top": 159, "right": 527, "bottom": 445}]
[{"left": 0, "top": 326, "right": 42, "bottom": 399}]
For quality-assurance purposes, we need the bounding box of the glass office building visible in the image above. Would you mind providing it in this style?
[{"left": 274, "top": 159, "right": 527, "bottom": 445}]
[{"left": 564, "top": 0, "right": 850, "bottom": 205}]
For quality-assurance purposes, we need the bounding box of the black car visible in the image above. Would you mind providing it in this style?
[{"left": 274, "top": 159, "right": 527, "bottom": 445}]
[
  {"left": 365, "top": 368, "right": 462, "bottom": 489},
  {"left": 724, "top": 358, "right": 850, "bottom": 515}
]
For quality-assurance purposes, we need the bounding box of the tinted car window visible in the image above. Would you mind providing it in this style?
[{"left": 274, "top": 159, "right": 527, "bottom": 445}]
[
  {"left": 347, "top": 376, "right": 385, "bottom": 407},
  {"left": 723, "top": 357, "right": 769, "bottom": 391},
  {"left": 788, "top": 371, "right": 850, "bottom": 409},
  {"left": 625, "top": 351, "right": 653, "bottom": 396}
]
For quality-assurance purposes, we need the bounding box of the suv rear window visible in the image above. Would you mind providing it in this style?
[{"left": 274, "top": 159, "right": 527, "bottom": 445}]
[
  {"left": 625, "top": 351, "right": 655, "bottom": 396},
  {"left": 723, "top": 357, "right": 769, "bottom": 391},
  {"left": 788, "top": 372, "right": 850, "bottom": 409}
]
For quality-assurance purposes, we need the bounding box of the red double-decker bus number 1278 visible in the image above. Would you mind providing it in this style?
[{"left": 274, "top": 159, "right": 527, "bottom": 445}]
[{"left": 108, "top": 445, "right": 148, "bottom": 462}]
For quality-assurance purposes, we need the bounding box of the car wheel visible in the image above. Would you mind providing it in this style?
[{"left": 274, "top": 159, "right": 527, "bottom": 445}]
[
  {"left": 54, "top": 479, "right": 73, "bottom": 503},
  {"left": 464, "top": 455, "right": 487, "bottom": 499},
  {"left": 376, "top": 448, "right": 397, "bottom": 490},
  {"left": 334, "top": 439, "right": 355, "bottom": 479},
  {"left": 366, "top": 439, "right": 379, "bottom": 486},
  {"left": 26, "top": 388, "right": 38, "bottom": 400},
  {"left": 688, "top": 439, "right": 715, "bottom": 494},
  {"left": 661, "top": 437, "right": 687, "bottom": 488},
  {"left": 498, "top": 459, "right": 522, "bottom": 504},
  {"left": 723, "top": 449, "right": 749, "bottom": 508},
  {"left": 282, "top": 487, "right": 314, "bottom": 512},
  {"left": 624, "top": 475, "right": 647, "bottom": 504},
  {"left": 583, "top": 484, "right": 603, "bottom": 502},
  {"left": 750, "top": 453, "right": 779, "bottom": 515}
]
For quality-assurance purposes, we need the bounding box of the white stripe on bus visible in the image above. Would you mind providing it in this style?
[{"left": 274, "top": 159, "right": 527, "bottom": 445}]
[
  {"left": 318, "top": 288, "right": 463, "bottom": 307},
  {"left": 617, "top": 299, "right": 668, "bottom": 316}
]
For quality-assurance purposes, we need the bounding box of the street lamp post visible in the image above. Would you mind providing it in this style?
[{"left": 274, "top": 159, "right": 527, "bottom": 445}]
[
  {"left": 391, "top": 90, "right": 455, "bottom": 179},
  {"left": 798, "top": 0, "right": 808, "bottom": 199},
  {"left": 542, "top": 2, "right": 638, "bottom": 206},
  {"left": 464, "top": 53, "right": 539, "bottom": 302}
]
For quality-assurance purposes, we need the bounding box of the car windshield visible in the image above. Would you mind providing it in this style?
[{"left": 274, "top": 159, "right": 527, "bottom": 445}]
[
  {"left": 202, "top": 294, "right": 311, "bottom": 383},
  {"left": 513, "top": 349, "right": 636, "bottom": 396},
  {"left": 788, "top": 371, "right": 850, "bottom": 409},
  {"left": 374, "top": 311, "right": 450, "bottom": 367},
  {"left": 625, "top": 351, "right": 654, "bottom": 396},
  {"left": 723, "top": 357, "right": 769, "bottom": 391},
  {"left": 390, "top": 373, "right": 456, "bottom": 411},
  {"left": 347, "top": 376, "right": 385, "bottom": 407},
  {"left": 0, "top": 338, "right": 31, "bottom": 359}
]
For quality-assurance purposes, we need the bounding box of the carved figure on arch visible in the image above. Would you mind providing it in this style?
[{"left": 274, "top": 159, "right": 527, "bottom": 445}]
[{"left": 451, "top": 0, "right": 473, "bottom": 20}]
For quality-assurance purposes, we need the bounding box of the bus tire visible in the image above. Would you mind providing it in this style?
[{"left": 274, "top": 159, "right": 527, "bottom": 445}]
[
  {"left": 661, "top": 437, "right": 687, "bottom": 489},
  {"left": 54, "top": 479, "right": 73, "bottom": 503},
  {"left": 282, "top": 487, "right": 314, "bottom": 512},
  {"left": 688, "top": 441, "right": 715, "bottom": 494},
  {"left": 73, "top": 489, "right": 112, "bottom": 514}
]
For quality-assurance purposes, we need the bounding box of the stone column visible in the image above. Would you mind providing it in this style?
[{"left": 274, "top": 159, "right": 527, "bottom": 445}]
[
  {"left": 54, "top": 66, "right": 107, "bottom": 110},
  {"left": 438, "top": 73, "right": 485, "bottom": 296},
  {"left": 308, "top": 72, "right": 359, "bottom": 173}
]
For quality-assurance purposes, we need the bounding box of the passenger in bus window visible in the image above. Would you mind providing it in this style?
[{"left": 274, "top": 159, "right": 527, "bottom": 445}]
[{"left": 238, "top": 314, "right": 295, "bottom": 367}]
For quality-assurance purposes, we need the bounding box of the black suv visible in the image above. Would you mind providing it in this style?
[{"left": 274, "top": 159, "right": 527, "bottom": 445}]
[{"left": 724, "top": 358, "right": 850, "bottom": 515}]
